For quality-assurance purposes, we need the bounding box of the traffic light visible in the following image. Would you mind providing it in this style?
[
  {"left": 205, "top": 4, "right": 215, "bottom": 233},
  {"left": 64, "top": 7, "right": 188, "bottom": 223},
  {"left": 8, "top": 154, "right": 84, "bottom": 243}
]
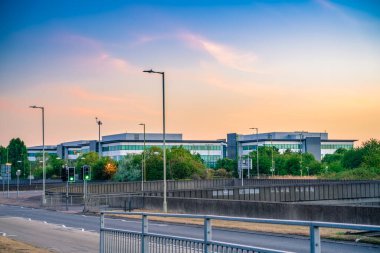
[
  {"left": 68, "top": 167, "right": 75, "bottom": 182},
  {"left": 83, "top": 165, "right": 91, "bottom": 181},
  {"left": 61, "top": 166, "right": 68, "bottom": 181}
]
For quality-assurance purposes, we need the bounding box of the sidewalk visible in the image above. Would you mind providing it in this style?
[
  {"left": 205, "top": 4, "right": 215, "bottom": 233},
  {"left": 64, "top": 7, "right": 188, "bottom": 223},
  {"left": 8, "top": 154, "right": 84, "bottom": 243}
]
[{"left": 0, "top": 190, "right": 85, "bottom": 213}]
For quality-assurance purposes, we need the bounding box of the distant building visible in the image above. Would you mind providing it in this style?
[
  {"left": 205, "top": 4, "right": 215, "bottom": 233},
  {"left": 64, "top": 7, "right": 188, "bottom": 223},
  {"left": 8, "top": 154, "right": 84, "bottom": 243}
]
[
  {"left": 27, "top": 133, "right": 226, "bottom": 168},
  {"left": 227, "top": 131, "right": 356, "bottom": 162}
]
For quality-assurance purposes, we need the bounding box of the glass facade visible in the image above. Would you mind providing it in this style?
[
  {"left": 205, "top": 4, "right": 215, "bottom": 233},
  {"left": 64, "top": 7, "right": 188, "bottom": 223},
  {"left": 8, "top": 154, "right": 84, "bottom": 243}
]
[
  {"left": 102, "top": 144, "right": 222, "bottom": 168},
  {"left": 321, "top": 144, "right": 353, "bottom": 150},
  {"left": 243, "top": 144, "right": 301, "bottom": 151},
  {"left": 102, "top": 144, "right": 221, "bottom": 152}
]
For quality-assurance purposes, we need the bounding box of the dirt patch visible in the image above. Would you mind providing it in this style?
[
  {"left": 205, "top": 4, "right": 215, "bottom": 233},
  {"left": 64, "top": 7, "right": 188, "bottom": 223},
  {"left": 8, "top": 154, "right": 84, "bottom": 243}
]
[{"left": 0, "top": 236, "right": 56, "bottom": 253}]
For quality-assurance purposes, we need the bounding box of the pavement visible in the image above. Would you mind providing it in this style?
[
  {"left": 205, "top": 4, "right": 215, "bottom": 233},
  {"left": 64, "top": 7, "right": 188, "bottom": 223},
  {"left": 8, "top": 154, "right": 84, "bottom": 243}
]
[{"left": 1, "top": 191, "right": 380, "bottom": 253}]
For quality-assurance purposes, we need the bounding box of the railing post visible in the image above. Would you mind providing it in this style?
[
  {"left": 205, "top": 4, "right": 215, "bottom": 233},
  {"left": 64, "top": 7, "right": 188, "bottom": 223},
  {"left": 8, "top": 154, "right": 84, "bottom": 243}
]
[
  {"left": 100, "top": 212, "right": 105, "bottom": 253},
  {"left": 204, "top": 217, "right": 212, "bottom": 253},
  {"left": 141, "top": 214, "right": 149, "bottom": 253},
  {"left": 310, "top": 225, "right": 321, "bottom": 253}
]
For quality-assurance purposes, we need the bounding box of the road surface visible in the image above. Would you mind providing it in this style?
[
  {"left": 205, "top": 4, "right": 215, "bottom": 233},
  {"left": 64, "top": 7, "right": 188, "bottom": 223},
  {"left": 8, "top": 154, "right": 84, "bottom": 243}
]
[{"left": 1, "top": 204, "right": 379, "bottom": 253}]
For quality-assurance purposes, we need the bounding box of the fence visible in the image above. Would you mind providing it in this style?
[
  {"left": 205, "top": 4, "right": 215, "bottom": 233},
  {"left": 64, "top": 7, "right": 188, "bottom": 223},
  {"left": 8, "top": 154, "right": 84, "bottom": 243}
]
[
  {"left": 100, "top": 211, "right": 380, "bottom": 253},
  {"left": 100, "top": 212, "right": 293, "bottom": 253},
  {"left": 47, "top": 178, "right": 369, "bottom": 195},
  {"left": 145, "top": 181, "right": 380, "bottom": 202}
]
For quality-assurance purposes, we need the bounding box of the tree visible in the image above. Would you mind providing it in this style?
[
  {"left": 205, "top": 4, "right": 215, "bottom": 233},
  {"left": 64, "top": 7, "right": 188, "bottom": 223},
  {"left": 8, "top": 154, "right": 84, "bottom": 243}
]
[
  {"left": 92, "top": 156, "right": 117, "bottom": 180},
  {"left": 249, "top": 146, "right": 279, "bottom": 176},
  {"left": 113, "top": 154, "right": 142, "bottom": 182},
  {"left": 145, "top": 146, "right": 164, "bottom": 181},
  {"left": 7, "top": 138, "right": 28, "bottom": 178},
  {"left": 0, "top": 146, "right": 7, "bottom": 164},
  {"left": 215, "top": 158, "right": 237, "bottom": 177},
  {"left": 342, "top": 149, "right": 363, "bottom": 169},
  {"left": 45, "top": 154, "right": 65, "bottom": 179},
  {"left": 167, "top": 146, "right": 207, "bottom": 180},
  {"left": 361, "top": 139, "right": 380, "bottom": 168}
]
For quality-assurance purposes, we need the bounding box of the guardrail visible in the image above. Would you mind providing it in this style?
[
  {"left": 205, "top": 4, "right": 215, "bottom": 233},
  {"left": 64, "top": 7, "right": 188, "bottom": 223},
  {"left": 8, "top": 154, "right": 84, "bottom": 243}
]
[{"left": 99, "top": 211, "right": 380, "bottom": 253}]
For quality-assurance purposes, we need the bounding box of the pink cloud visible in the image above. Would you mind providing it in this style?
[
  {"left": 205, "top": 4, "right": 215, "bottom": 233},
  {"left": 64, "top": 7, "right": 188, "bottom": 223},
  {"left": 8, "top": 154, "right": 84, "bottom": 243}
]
[
  {"left": 55, "top": 32, "right": 140, "bottom": 75},
  {"left": 179, "top": 32, "right": 257, "bottom": 73},
  {"left": 59, "top": 85, "right": 123, "bottom": 103}
]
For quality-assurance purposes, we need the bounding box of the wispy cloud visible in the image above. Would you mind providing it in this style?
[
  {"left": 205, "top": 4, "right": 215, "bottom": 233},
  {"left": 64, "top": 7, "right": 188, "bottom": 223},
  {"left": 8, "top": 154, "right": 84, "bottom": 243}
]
[
  {"left": 60, "top": 85, "right": 124, "bottom": 103},
  {"left": 179, "top": 32, "right": 257, "bottom": 73},
  {"left": 55, "top": 32, "right": 139, "bottom": 75},
  {"left": 314, "top": 0, "right": 358, "bottom": 25}
]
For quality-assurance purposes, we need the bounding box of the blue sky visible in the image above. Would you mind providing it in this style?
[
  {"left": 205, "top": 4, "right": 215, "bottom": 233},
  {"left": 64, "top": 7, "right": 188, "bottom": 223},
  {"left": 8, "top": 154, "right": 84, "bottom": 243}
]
[{"left": 0, "top": 0, "right": 379, "bottom": 146}]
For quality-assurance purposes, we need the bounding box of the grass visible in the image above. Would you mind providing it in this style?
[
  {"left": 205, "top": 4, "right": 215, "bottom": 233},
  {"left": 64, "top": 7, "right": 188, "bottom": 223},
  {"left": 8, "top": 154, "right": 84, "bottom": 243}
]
[{"left": 0, "top": 236, "right": 56, "bottom": 253}]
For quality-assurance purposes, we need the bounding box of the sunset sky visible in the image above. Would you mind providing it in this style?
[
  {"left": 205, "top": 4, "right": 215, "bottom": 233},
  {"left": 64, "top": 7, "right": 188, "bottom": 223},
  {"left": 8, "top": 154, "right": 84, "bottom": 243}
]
[{"left": 0, "top": 0, "right": 379, "bottom": 147}]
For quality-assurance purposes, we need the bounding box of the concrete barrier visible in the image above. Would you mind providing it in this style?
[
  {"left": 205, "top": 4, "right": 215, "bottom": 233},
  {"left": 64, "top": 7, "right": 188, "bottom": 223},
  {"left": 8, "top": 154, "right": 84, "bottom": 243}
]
[{"left": 98, "top": 195, "right": 379, "bottom": 225}]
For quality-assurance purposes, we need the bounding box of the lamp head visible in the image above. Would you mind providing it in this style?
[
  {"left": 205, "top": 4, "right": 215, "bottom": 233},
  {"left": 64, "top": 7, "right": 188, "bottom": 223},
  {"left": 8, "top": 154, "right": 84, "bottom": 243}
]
[
  {"left": 30, "top": 105, "right": 37, "bottom": 108},
  {"left": 143, "top": 69, "right": 153, "bottom": 73}
]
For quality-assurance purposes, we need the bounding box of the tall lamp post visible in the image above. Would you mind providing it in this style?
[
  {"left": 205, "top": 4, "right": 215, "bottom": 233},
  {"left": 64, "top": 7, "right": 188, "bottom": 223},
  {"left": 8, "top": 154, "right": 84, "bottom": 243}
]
[
  {"left": 270, "top": 134, "right": 274, "bottom": 176},
  {"left": 95, "top": 117, "right": 102, "bottom": 157},
  {"left": 298, "top": 132, "right": 304, "bottom": 176},
  {"left": 143, "top": 69, "right": 167, "bottom": 213},
  {"left": 250, "top": 127, "right": 259, "bottom": 179},
  {"left": 139, "top": 123, "right": 146, "bottom": 192},
  {"left": 30, "top": 105, "right": 46, "bottom": 205}
]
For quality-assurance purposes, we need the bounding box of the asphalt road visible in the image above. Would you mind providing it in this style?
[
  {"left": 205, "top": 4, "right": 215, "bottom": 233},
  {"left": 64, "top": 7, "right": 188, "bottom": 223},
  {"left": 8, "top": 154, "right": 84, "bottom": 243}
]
[{"left": 0, "top": 204, "right": 379, "bottom": 253}]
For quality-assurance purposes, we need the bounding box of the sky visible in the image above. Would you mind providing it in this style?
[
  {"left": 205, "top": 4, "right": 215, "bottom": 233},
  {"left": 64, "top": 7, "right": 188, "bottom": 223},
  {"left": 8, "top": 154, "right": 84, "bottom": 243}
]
[{"left": 0, "top": 0, "right": 379, "bottom": 147}]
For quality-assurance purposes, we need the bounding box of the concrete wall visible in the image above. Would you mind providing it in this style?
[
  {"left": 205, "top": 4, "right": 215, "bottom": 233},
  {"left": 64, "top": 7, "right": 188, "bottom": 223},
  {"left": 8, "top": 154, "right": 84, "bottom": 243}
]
[{"left": 100, "top": 195, "right": 380, "bottom": 225}]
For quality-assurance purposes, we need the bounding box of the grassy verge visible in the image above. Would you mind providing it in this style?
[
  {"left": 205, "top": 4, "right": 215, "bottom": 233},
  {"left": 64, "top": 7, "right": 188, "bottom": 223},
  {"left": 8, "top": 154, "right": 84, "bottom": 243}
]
[
  {"left": 106, "top": 209, "right": 380, "bottom": 245},
  {"left": 0, "top": 236, "right": 56, "bottom": 253}
]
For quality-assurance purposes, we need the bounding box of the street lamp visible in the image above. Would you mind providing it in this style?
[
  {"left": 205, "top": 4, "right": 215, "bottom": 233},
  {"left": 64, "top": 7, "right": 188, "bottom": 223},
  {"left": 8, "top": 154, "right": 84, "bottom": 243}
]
[
  {"left": 30, "top": 105, "right": 46, "bottom": 205},
  {"left": 143, "top": 69, "right": 167, "bottom": 213},
  {"left": 139, "top": 123, "right": 146, "bottom": 193},
  {"left": 95, "top": 117, "right": 103, "bottom": 157},
  {"left": 270, "top": 134, "right": 274, "bottom": 176},
  {"left": 250, "top": 128, "right": 259, "bottom": 179}
]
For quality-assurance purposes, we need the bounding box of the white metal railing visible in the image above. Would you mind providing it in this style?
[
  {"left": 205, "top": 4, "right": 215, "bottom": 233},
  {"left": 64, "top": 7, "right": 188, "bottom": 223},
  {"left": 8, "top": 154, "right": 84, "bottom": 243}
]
[{"left": 99, "top": 212, "right": 380, "bottom": 253}]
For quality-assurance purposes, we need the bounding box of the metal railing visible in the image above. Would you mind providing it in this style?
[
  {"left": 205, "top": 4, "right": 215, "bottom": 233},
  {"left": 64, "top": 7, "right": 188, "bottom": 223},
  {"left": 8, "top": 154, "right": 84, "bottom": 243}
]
[{"left": 99, "top": 211, "right": 380, "bottom": 253}]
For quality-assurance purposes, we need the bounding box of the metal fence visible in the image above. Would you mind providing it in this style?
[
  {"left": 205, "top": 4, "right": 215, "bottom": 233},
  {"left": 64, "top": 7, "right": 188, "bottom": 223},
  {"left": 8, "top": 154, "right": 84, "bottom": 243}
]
[
  {"left": 142, "top": 181, "right": 380, "bottom": 203},
  {"left": 48, "top": 178, "right": 359, "bottom": 195},
  {"left": 99, "top": 212, "right": 380, "bottom": 253}
]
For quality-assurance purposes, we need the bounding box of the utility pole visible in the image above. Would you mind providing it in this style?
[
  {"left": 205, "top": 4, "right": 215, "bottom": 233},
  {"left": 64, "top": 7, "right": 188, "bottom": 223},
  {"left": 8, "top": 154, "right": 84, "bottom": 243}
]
[{"left": 95, "top": 117, "right": 103, "bottom": 157}]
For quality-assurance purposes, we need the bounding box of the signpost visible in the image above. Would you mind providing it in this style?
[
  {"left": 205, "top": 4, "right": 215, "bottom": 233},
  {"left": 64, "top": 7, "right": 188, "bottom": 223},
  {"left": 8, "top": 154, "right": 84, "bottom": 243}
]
[
  {"left": 5, "top": 163, "right": 11, "bottom": 198},
  {"left": 239, "top": 156, "right": 252, "bottom": 186},
  {"left": 16, "top": 169, "right": 21, "bottom": 198}
]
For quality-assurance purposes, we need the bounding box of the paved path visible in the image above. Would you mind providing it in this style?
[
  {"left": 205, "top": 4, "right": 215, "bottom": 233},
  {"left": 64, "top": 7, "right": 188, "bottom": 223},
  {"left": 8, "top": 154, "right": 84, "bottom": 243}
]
[{"left": 1, "top": 204, "right": 379, "bottom": 253}]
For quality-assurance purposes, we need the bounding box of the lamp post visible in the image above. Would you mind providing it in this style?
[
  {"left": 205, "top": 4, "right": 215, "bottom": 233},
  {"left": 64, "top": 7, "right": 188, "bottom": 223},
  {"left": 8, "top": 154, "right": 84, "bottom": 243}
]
[
  {"left": 270, "top": 134, "right": 274, "bottom": 176},
  {"left": 139, "top": 123, "right": 146, "bottom": 193},
  {"left": 250, "top": 128, "right": 259, "bottom": 179},
  {"left": 143, "top": 69, "right": 167, "bottom": 213},
  {"left": 95, "top": 117, "right": 102, "bottom": 157},
  {"left": 30, "top": 105, "right": 46, "bottom": 205},
  {"left": 298, "top": 132, "right": 304, "bottom": 177}
]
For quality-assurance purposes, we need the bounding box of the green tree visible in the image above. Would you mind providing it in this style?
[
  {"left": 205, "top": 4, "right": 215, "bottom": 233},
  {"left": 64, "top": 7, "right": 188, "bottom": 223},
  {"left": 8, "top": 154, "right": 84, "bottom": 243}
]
[
  {"left": 0, "top": 146, "right": 7, "bottom": 164},
  {"left": 75, "top": 152, "right": 100, "bottom": 179},
  {"left": 215, "top": 158, "right": 237, "bottom": 177},
  {"left": 113, "top": 154, "right": 142, "bottom": 182},
  {"left": 92, "top": 156, "right": 117, "bottom": 180},
  {"left": 167, "top": 146, "right": 207, "bottom": 180},
  {"left": 361, "top": 139, "right": 380, "bottom": 168},
  {"left": 249, "top": 146, "right": 279, "bottom": 176},
  {"left": 45, "top": 154, "right": 65, "bottom": 179},
  {"left": 342, "top": 149, "right": 363, "bottom": 169},
  {"left": 7, "top": 138, "right": 28, "bottom": 178},
  {"left": 145, "top": 146, "right": 164, "bottom": 181}
]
